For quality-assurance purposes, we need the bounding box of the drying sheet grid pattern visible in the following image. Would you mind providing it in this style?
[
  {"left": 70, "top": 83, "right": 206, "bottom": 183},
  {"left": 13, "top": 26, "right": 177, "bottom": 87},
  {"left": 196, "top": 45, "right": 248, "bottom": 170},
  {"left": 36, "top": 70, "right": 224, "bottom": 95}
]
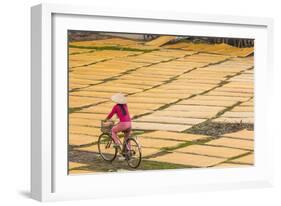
[{"left": 68, "top": 36, "right": 254, "bottom": 174}]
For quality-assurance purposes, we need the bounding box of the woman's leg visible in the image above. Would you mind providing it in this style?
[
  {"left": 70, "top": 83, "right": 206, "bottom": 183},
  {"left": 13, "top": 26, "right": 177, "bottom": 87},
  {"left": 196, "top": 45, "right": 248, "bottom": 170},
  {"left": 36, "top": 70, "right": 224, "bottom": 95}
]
[
  {"left": 124, "top": 128, "right": 131, "bottom": 140},
  {"left": 111, "top": 123, "right": 123, "bottom": 145},
  {"left": 123, "top": 122, "right": 132, "bottom": 150}
]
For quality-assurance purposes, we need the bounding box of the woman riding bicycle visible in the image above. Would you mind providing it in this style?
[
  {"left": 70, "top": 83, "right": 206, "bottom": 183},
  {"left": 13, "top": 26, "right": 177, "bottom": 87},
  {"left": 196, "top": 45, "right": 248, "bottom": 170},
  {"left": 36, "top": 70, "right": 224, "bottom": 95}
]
[{"left": 105, "top": 93, "right": 132, "bottom": 151}]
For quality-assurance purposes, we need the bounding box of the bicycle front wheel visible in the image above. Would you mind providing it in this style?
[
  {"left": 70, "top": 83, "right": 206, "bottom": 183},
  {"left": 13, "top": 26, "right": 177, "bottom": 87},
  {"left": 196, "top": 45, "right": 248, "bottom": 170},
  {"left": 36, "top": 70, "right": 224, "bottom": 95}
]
[
  {"left": 98, "top": 133, "right": 117, "bottom": 162},
  {"left": 125, "top": 137, "right": 142, "bottom": 168}
]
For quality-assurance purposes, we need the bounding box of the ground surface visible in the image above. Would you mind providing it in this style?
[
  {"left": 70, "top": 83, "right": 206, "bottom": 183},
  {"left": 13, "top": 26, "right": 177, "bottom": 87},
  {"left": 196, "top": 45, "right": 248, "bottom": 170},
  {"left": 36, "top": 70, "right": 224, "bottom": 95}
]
[{"left": 68, "top": 36, "right": 254, "bottom": 174}]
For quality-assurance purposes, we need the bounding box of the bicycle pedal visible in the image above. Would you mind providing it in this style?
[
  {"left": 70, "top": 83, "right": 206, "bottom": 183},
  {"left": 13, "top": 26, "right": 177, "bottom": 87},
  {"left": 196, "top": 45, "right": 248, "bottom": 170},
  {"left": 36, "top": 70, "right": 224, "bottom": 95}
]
[{"left": 125, "top": 156, "right": 130, "bottom": 161}]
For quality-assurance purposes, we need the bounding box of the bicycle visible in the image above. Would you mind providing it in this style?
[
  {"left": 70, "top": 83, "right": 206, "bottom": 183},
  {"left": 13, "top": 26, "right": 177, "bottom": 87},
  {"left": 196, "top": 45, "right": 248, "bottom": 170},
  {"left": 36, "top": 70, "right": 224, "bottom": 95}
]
[{"left": 98, "top": 120, "right": 142, "bottom": 168}]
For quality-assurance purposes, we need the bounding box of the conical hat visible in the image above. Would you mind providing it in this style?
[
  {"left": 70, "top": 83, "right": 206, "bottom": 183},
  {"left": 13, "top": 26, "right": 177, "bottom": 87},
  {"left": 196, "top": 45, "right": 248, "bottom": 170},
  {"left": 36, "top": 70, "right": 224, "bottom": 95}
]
[{"left": 111, "top": 93, "right": 127, "bottom": 104}]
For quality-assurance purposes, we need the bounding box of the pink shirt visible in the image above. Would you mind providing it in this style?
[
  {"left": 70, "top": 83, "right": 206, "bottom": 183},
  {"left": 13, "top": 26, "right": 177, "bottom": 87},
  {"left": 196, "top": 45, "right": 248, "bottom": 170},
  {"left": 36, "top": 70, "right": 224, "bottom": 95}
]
[{"left": 107, "top": 104, "right": 131, "bottom": 122}]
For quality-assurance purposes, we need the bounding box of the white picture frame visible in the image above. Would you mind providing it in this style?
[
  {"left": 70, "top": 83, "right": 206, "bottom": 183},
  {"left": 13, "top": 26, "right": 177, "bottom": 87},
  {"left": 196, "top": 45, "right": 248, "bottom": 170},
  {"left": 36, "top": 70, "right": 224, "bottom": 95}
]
[{"left": 31, "top": 3, "right": 274, "bottom": 202}]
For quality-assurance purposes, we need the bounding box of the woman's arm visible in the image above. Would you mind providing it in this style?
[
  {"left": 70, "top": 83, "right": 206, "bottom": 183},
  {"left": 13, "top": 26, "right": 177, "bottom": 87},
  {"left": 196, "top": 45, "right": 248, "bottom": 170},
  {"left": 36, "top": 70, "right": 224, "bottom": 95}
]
[{"left": 106, "top": 105, "right": 116, "bottom": 120}]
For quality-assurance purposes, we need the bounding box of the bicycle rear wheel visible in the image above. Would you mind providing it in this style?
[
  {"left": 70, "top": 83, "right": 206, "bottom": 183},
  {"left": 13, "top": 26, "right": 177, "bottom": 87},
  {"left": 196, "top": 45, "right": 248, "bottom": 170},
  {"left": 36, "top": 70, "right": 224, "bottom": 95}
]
[
  {"left": 98, "top": 133, "right": 117, "bottom": 162},
  {"left": 125, "top": 137, "right": 142, "bottom": 168}
]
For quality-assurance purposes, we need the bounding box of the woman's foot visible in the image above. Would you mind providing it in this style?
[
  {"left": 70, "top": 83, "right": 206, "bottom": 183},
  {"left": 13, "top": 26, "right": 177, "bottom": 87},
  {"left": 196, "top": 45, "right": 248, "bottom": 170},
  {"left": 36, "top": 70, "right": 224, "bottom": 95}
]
[{"left": 112, "top": 143, "right": 122, "bottom": 152}]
